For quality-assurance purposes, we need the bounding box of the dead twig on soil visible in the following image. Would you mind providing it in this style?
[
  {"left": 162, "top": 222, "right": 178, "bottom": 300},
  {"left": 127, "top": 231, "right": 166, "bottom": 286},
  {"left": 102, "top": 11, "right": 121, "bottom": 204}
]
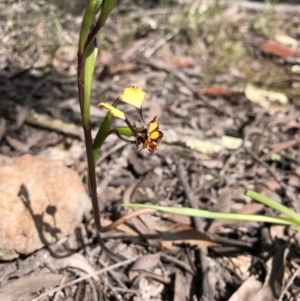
[
  {"left": 100, "top": 209, "right": 156, "bottom": 233},
  {"left": 232, "top": 1, "right": 300, "bottom": 13},
  {"left": 32, "top": 256, "right": 140, "bottom": 301},
  {"left": 278, "top": 265, "right": 300, "bottom": 301},
  {"left": 177, "top": 161, "right": 215, "bottom": 301},
  {"left": 144, "top": 29, "right": 180, "bottom": 58},
  {"left": 161, "top": 253, "right": 196, "bottom": 276},
  {"left": 260, "top": 138, "right": 300, "bottom": 162},
  {"left": 137, "top": 56, "right": 243, "bottom": 121}
]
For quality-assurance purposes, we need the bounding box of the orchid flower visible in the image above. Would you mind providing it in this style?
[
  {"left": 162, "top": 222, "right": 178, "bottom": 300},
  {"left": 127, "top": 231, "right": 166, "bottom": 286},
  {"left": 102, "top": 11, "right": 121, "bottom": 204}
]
[{"left": 98, "top": 86, "right": 163, "bottom": 153}]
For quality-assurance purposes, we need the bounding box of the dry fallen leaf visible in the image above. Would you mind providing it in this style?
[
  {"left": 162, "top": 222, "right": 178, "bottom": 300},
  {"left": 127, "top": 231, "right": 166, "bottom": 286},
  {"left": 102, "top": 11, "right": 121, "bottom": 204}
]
[
  {"left": 169, "top": 58, "right": 196, "bottom": 68},
  {"left": 185, "top": 139, "right": 222, "bottom": 154},
  {"left": 229, "top": 242, "right": 289, "bottom": 301},
  {"left": 159, "top": 224, "right": 219, "bottom": 250},
  {"left": 228, "top": 275, "right": 262, "bottom": 301},
  {"left": 0, "top": 273, "right": 66, "bottom": 301},
  {"left": 129, "top": 253, "right": 162, "bottom": 281},
  {"left": 221, "top": 135, "right": 243, "bottom": 150},
  {"left": 260, "top": 41, "right": 300, "bottom": 58},
  {"left": 51, "top": 253, "right": 101, "bottom": 282},
  {"left": 274, "top": 34, "right": 298, "bottom": 48},
  {"left": 130, "top": 252, "right": 161, "bottom": 272},
  {"left": 116, "top": 223, "right": 140, "bottom": 236},
  {"left": 198, "top": 86, "right": 236, "bottom": 98},
  {"left": 249, "top": 242, "right": 289, "bottom": 301},
  {"left": 244, "top": 84, "right": 288, "bottom": 112},
  {"left": 173, "top": 270, "right": 193, "bottom": 301},
  {"left": 107, "top": 62, "right": 139, "bottom": 74},
  {"left": 263, "top": 180, "right": 280, "bottom": 191}
]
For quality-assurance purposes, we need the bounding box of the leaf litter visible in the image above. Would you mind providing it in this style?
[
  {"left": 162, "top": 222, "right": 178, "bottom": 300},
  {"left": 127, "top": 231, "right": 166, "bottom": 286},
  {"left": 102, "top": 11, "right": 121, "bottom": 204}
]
[{"left": 1, "top": 0, "right": 300, "bottom": 300}]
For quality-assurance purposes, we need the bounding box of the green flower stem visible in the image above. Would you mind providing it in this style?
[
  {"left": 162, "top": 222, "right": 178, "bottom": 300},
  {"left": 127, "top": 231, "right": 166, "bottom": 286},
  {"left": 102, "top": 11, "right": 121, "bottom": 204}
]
[
  {"left": 115, "top": 130, "right": 135, "bottom": 144},
  {"left": 92, "top": 99, "right": 120, "bottom": 164},
  {"left": 109, "top": 126, "right": 143, "bottom": 137},
  {"left": 245, "top": 190, "right": 300, "bottom": 226},
  {"left": 93, "top": 125, "right": 139, "bottom": 165},
  {"left": 124, "top": 118, "right": 139, "bottom": 137},
  {"left": 122, "top": 204, "right": 298, "bottom": 226}
]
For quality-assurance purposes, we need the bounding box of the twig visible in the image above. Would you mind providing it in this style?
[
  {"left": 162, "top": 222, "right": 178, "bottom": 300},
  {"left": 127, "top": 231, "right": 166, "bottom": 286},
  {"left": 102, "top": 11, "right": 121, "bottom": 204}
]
[
  {"left": 106, "top": 280, "right": 124, "bottom": 301},
  {"left": 232, "top": 1, "right": 300, "bottom": 13},
  {"left": 97, "top": 140, "right": 126, "bottom": 164},
  {"left": 0, "top": 106, "right": 83, "bottom": 139},
  {"left": 68, "top": 267, "right": 99, "bottom": 301},
  {"left": 144, "top": 29, "right": 179, "bottom": 58},
  {"left": 32, "top": 256, "right": 140, "bottom": 301},
  {"left": 161, "top": 254, "right": 195, "bottom": 276},
  {"left": 177, "top": 161, "right": 215, "bottom": 301},
  {"left": 52, "top": 277, "right": 66, "bottom": 301},
  {"left": 101, "top": 209, "right": 156, "bottom": 232},
  {"left": 114, "top": 287, "right": 140, "bottom": 296},
  {"left": 245, "top": 147, "right": 282, "bottom": 185},
  {"left": 245, "top": 146, "right": 300, "bottom": 215},
  {"left": 177, "top": 162, "right": 203, "bottom": 232},
  {"left": 137, "top": 56, "right": 241, "bottom": 121},
  {"left": 260, "top": 138, "right": 300, "bottom": 162},
  {"left": 98, "top": 258, "right": 127, "bottom": 289},
  {"left": 278, "top": 265, "right": 300, "bottom": 301}
]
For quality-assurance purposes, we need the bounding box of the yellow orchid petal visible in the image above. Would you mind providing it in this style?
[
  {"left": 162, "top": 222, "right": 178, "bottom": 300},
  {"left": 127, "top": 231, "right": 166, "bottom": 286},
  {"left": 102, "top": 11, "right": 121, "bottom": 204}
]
[
  {"left": 149, "top": 131, "right": 161, "bottom": 140},
  {"left": 98, "top": 102, "right": 125, "bottom": 120},
  {"left": 147, "top": 116, "right": 159, "bottom": 135},
  {"left": 119, "top": 86, "right": 146, "bottom": 109}
]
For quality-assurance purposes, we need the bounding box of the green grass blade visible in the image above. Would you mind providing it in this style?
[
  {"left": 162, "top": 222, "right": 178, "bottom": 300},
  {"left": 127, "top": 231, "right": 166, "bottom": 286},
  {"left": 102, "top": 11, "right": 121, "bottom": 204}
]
[
  {"left": 122, "top": 204, "right": 298, "bottom": 226},
  {"left": 245, "top": 190, "right": 300, "bottom": 225}
]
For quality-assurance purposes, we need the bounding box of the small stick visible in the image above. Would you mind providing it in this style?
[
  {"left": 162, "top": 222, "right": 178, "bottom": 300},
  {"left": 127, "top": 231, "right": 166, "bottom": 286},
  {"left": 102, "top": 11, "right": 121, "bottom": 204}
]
[
  {"left": 278, "top": 265, "right": 300, "bottom": 301},
  {"left": 32, "top": 256, "right": 140, "bottom": 301},
  {"left": 177, "top": 161, "right": 215, "bottom": 301}
]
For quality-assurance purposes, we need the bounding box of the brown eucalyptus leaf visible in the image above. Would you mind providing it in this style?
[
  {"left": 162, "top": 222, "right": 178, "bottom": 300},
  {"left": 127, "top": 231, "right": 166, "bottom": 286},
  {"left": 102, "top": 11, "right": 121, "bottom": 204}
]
[{"left": 249, "top": 243, "right": 289, "bottom": 301}]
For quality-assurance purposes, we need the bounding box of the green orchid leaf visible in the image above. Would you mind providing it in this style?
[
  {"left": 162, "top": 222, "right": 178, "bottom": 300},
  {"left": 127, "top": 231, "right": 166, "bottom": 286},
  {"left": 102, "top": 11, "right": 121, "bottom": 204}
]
[
  {"left": 122, "top": 204, "right": 298, "bottom": 226},
  {"left": 79, "top": 0, "right": 98, "bottom": 53},
  {"left": 93, "top": 111, "right": 112, "bottom": 164},
  {"left": 97, "top": 0, "right": 117, "bottom": 27},
  {"left": 82, "top": 43, "right": 97, "bottom": 129},
  {"left": 245, "top": 190, "right": 300, "bottom": 225},
  {"left": 93, "top": 97, "right": 121, "bottom": 163}
]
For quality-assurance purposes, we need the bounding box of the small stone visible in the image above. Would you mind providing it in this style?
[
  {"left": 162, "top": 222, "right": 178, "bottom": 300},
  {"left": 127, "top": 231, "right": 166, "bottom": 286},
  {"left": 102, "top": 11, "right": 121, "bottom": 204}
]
[{"left": 0, "top": 154, "right": 90, "bottom": 260}]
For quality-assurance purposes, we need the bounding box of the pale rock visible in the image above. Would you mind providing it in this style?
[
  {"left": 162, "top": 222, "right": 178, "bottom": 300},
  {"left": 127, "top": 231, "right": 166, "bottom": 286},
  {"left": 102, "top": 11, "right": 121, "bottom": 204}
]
[{"left": 0, "top": 154, "right": 90, "bottom": 260}]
